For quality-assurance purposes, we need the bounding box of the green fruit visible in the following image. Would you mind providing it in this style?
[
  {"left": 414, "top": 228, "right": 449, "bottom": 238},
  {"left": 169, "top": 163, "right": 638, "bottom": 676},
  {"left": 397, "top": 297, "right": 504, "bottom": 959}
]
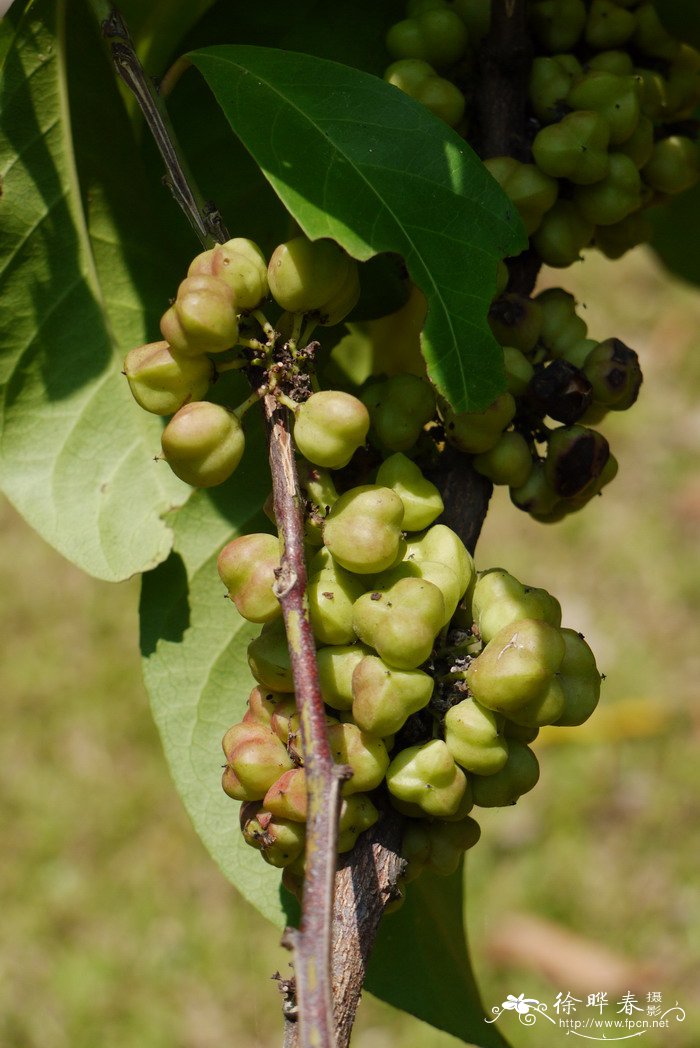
[
  {"left": 453, "top": 0, "right": 490, "bottom": 39},
  {"left": 583, "top": 337, "right": 642, "bottom": 409},
  {"left": 585, "top": 0, "right": 635, "bottom": 49},
  {"left": 363, "top": 375, "right": 436, "bottom": 451},
  {"left": 403, "top": 523, "right": 475, "bottom": 594},
  {"left": 502, "top": 676, "right": 566, "bottom": 727},
  {"left": 351, "top": 655, "right": 433, "bottom": 736},
  {"left": 386, "top": 739, "right": 468, "bottom": 817},
  {"left": 294, "top": 390, "right": 369, "bottom": 469},
  {"left": 267, "top": 236, "right": 352, "bottom": 313},
  {"left": 208, "top": 238, "right": 269, "bottom": 311},
  {"left": 323, "top": 485, "right": 404, "bottom": 574},
  {"left": 426, "top": 817, "right": 481, "bottom": 875},
  {"left": 528, "top": 55, "right": 577, "bottom": 124},
  {"left": 240, "top": 803, "right": 305, "bottom": 868},
  {"left": 473, "top": 568, "right": 562, "bottom": 643},
  {"left": 470, "top": 740, "right": 539, "bottom": 806},
  {"left": 218, "top": 533, "right": 281, "bottom": 624},
  {"left": 352, "top": 577, "right": 445, "bottom": 669},
  {"left": 536, "top": 287, "right": 588, "bottom": 358},
  {"left": 632, "top": 3, "right": 680, "bottom": 61},
  {"left": 224, "top": 722, "right": 294, "bottom": 798},
  {"left": 554, "top": 628, "right": 601, "bottom": 725},
  {"left": 587, "top": 50, "right": 634, "bottom": 76},
  {"left": 386, "top": 9, "right": 469, "bottom": 69},
  {"left": 307, "top": 547, "right": 366, "bottom": 646},
  {"left": 503, "top": 346, "right": 535, "bottom": 396},
  {"left": 161, "top": 401, "right": 245, "bottom": 487},
  {"left": 243, "top": 686, "right": 291, "bottom": 729},
  {"left": 441, "top": 393, "right": 516, "bottom": 455},
  {"left": 247, "top": 619, "right": 295, "bottom": 692},
  {"left": 473, "top": 431, "right": 533, "bottom": 487},
  {"left": 385, "top": 57, "right": 435, "bottom": 94},
  {"left": 634, "top": 68, "right": 669, "bottom": 121},
  {"left": 337, "top": 794, "right": 380, "bottom": 853},
  {"left": 484, "top": 156, "right": 558, "bottom": 234},
  {"left": 642, "top": 137, "right": 700, "bottom": 196},
  {"left": 614, "top": 116, "right": 654, "bottom": 170},
  {"left": 510, "top": 459, "right": 561, "bottom": 519},
  {"left": 376, "top": 452, "right": 444, "bottom": 531},
  {"left": 374, "top": 558, "right": 463, "bottom": 627},
  {"left": 415, "top": 74, "right": 466, "bottom": 127},
  {"left": 532, "top": 110, "right": 610, "bottom": 185},
  {"left": 666, "top": 45, "right": 700, "bottom": 118},
  {"left": 318, "top": 261, "right": 361, "bottom": 326},
  {"left": 530, "top": 0, "right": 586, "bottom": 52},
  {"left": 401, "top": 822, "right": 431, "bottom": 882},
  {"left": 593, "top": 211, "right": 652, "bottom": 259},
  {"left": 160, "top": 274, "right": 239, "bottom": 356},
  {"left": 567, "top": 71, "right": 640, "bottom": 145},
  {"left": 544, "top": 424, "right": 610, "bottom": 498},
  {"left": 316, "top": 644, "right": 370, "bottom": 710},
  {"left": 559, "top": 337, "right": 598, "bottom": 369},
  {"left": 264, "top": 767, "right": 308, "bottom": 822},
  {"left": 532, "top": 201, "right": 594, "bottom": 268},
  {"left": 466, "top": 618, "right": 566, "bottom": 714},
  {"left": 327, "top": 721, "right": 390, "bottom": 795},
  {"left": 269, "top": 696, "right": 301, "bottom": 746},
  {"left": 489, "top": 293, "right": 543, "bottom": 353},
  {"left": 573, "top": 153, "right": 642, "bottom": 226},
  {"left": 444, "top": 697, "right": 509, "bottom": 775},
  {"left": 123, "top": 340, "right": 212, "bottom": 416},
  {"left": 502, "top": 720, "right": 539, "bottom": 744}
]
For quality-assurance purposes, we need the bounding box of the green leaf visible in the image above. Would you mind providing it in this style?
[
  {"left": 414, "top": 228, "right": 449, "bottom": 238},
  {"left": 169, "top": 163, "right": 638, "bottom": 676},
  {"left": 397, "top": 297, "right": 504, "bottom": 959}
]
[
  {"left": 655, "top": 0, "right": 700, "bottom": 50},
  {"left": 367, "top": 867, "right": 512, "bottom": 1047},
  {"left": 650, "top": 187, "right": 700, "bottom": 286},
  {"left": 0, "top": 0, "right": 191, "bottom": 581},
  {"left": 138, "top": 408, "right": 297, "bottom": 926},
  {"left": 189, "top": 45, "right": 526, "bottom": 413}
]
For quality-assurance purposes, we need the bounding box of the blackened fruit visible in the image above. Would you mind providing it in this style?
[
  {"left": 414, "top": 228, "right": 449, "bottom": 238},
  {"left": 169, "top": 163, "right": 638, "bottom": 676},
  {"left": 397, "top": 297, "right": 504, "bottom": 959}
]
[
  {"left": 583, "top": 338, "right": 642, "bottom": 409},
  {"left": 489, "top": 293, "right": 543, "bottom": 353},
  {"left": 526, "top": 358, "right": 593, "bottom": 424},
  {"left": 161, "top": 402, "right": 245, "bottom": 487},
  {"left": 544, "top": 424, "right": 610, "bottom": 498}
]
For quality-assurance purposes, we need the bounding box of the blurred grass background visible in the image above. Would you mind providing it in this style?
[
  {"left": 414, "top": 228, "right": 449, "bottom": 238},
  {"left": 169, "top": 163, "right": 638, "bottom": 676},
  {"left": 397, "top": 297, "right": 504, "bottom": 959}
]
[{"left": 1, "top": 246, "right": 699, "bottom": 1048}]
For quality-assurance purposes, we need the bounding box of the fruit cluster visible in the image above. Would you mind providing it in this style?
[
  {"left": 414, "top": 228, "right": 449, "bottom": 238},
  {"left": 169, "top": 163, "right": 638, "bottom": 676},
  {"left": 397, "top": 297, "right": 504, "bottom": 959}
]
[{"left": 384, "top": 0, "right": 700, "bottom": 264}]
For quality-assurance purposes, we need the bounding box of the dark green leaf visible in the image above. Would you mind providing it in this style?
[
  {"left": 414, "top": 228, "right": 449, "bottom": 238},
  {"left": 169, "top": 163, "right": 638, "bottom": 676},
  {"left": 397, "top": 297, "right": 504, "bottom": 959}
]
[
  {"left": 367, "top": 866, "right": 512, "bottom": 1047},
  {"left": 655, "top": 0, "right": 700, "bottom": 50},
  {"left": 0, "top": 0, "right": 190, "bottom": 580},
  {"left": 189, "top": 46, "right": 526, "bottom": 413}
]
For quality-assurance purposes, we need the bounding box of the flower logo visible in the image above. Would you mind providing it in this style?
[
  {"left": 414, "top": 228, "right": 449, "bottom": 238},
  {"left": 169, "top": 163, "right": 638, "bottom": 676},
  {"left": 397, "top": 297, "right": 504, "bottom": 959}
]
[{"left": 502, "top": 994, "right": 541, "bottom": 1015}]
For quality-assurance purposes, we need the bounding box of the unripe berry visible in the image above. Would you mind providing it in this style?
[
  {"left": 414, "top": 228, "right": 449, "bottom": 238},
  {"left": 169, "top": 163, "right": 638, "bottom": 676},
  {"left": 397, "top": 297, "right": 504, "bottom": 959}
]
[
  {"left": 593, "top": 212, "right": 652, "bottom": 259},
  {"left": 403, "top": 522, "right": 475, "bottom": 594},
  {"left": 316, "top": 644, "right": 371, "bottom": 710},
  {"left": 307, "top": 547, "right": 365, "bottom": 645},
  {"left": 585, "top": 0, "right": 635, "bottom": 49},
  {"left": 528, "top": 56, "right": 577, "bottom": 124},
  {"left": 401, "top": 822, "right": 431, "bottom": 882},
  {"left": 327, "top": 721, "right": 390, "bottom": 795},
  {"left": 376, "top": 453, "right": 444, "bottom": 531},
  {"left": 583, "top": 337, "right": 642, "bottom": 409},
  {"left": 530, "top": 0, "right": 586, "bottom": 53},
  {"left": 240, "top": 804, "right": 305, "bottom": 868},
  {"left": 632, "top": 3, "right": 680, "bottom": 61},
  {"left": 352, "top": 577, "right": 445, "bottom": 669},
  {"left": 472, "top": 568, "right": 562, "bottom": 644},
  {"left": 268, "top": 236, "right": 352, "bottom": 313},
  {"left": 642, "top": 136, "right": 700, "bottom": 196},
  {"left": 123, "top": 341, "right": 212, "bottom": 416},
  {"left": 323, "top": 485, "right": 404, "bottom": 574},
  {"left": 614, "top": 116, "right": 654, "bottom": 170},
  {"left": 362, "top": 375, "right": 436, "bottom": 451},
  {"left": 535, "top": 288, "right": 588, "bottom": 358},
  {"left": 212, "top": 238, "right": 268, "bottom": 310},
  {"left": 473, "top": 431, "right": 533, "bottom": 487},
  {"left": 532, "top": 111, "right": 611, "bottom": 186},
  {"left": 218, "top": 533, "right": 281, "bottom": 624},
  {"left": 444, "top": 697, "right": 509, "bottom": 775},
  {"left": 318, "top": 263, "right": 361, "bottom": 326},
  {"left": 588, "top": 50, "right": 634, "bottom": 77},
  {"left": 264, "top": 768, "right": 308, "bottom": 822},
  {"left": 466, "top": 618, "right": 566, "bottom": 715},
  {"left": 384, "top": 58, "right": 435, "bottom": 95},
  {"left": 161, "top": 401, "right": 245, "bottom": 487},
  {"left": 470, "top": 740, "right": 540, "bottom": 807},
  {"left": 503, "top": 346, "right": 535, "bottom": 397},
  {"left": 441, "top": 392, "right": 516, "bottom": 454},
  {"left": 243, "top": 686, "right": 290, "bottom": 729},
  {"left": 502, "top": 675, "right": 566, "bottom": 727},
  {"left": 510, "top": 460, "right": 561, "bottom": 519},
  {"left": 484, "top": 157, "right": 558, "bottom": 234},
  {"left": 223, "top": 721, "right": 294, "bottom": 798},
  {"left": 554, "top": 628, "right": 601, "bottom": 726},
  {"left": 532, "top": 201, "right": 594, "bottom": 268},
  {"left": 374, "top": 558, "right": 463, "bottom": 627},
  {"left": 352, "top": 655, "right": 433, "bottom": 736},
  {"left": 489, "top": 293, "right": 543, "bottom": 353},
  {"left": 544, "top": 424, "right": 610, "bottom": 498},
  {"left": 386, "top": 9, "right": 469, "bottom": 70},
  {"left": 294, "top": 391, "right": 369, "bottom": 469},
  {"left": 426, "top": 817, "right": 481, "bottom": 875},
  {"left": 567, "top": 71, "right": 640, "bottom": 145},
  {"left": 337, "top": 794, "right": 380, "bottom": 852},
  {"left": 666, "top": 45, "right": 700, "bottom": 119},
  {"left": 415, "top": 74, "right": 467, "bottom": 127},
  {"left": 247, "top": 619, "right": 295, "bottom": 692},
  {"left": 573, "top": 153, "right": 642, "bottom": 226},
  {"left": 386, "top": 739, "right": 468, "bottom": 817},
  {"left": 453, "top": 0, "right": 490, "bottom": 39},
  {"left": 160, "top": 274, "right": 239, "bottom": 356}
]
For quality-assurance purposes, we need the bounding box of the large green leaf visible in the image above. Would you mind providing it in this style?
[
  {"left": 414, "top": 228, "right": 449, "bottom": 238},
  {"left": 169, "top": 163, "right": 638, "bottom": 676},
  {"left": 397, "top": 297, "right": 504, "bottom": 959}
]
[
  {"left": 189, "top": 46, "right": 526, "bottom": 413},
  {"left": 367, "top": 867, "right": 511, "bottom": 1048},
  {"left": 0, "top": 0, "right": 191, "bottom": 581}
]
